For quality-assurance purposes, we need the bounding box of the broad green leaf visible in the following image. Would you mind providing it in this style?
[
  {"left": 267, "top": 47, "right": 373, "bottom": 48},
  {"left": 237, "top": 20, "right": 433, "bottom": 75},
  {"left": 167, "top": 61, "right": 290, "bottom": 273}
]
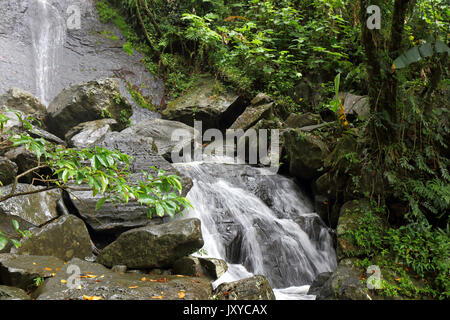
[
  {"left": 435, "top": 40, "right": 450, "bottom": 54},
  {"left": 0, "top": 237, "right": 7, "bottom": 250},
  {"left": 95, "top": 198, "right": 107, "bottom": 211},
  {"left": 12, "top": 219, "right": 20, "bottom": 231},
  {"left": 10, "top": 239, "right": 22, "bottom": 248}
]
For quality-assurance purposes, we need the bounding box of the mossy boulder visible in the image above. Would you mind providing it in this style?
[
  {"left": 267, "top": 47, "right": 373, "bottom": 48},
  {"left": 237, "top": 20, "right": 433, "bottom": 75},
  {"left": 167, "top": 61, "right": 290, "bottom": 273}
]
[
  {"left": 213, "top": 275, "right": 275, "bottom": 300},
  {"left": 162, "top": 77, "right": 247, "bottom": 131},
  {"left": 0, "top": 88, "right": 46, "bottom": 117},
  {"left": 173, "top": 256, "right": 228, "bottom": 280},
  {"left": 283, "top": 129, "right": 330, "bottom": 180},
  {"left": 229, "top": 93, "right": 274, "bottom": 130}
]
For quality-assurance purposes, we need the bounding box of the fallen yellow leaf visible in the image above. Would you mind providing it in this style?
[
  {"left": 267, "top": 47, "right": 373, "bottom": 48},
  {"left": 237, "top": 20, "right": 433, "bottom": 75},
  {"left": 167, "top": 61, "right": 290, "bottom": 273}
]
[
  {"left": 44, "top": 267, "right": 53, "bottom": 271},
  {"left": 141, "top": 277, "right": 147, "bottom": 281},
  {"left": 83, "top": 295, "right": 102, "bottom": 300},
  {"left": 61, "top": 280, "right": 67, "bottom": 284},
  {"left": 152, "top": 296, "right": 163, "bottom": 299},
  {"left": 128, "top": 285, "right": 139, "bottom": 289},
  {"left": 76, "top": 285, "right": 82, "bottom": 290},
  {"left": 178, "top": 292, "right": 185, "bottom": 299},
  {"left": 176, "top": 275, "right": 184, "bottom": 278}
]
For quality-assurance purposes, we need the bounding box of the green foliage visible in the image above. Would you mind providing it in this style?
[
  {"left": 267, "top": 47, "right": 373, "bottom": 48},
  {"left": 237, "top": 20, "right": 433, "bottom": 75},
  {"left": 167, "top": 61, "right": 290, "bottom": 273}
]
[{"left": 0, "top": 220, "right": 32, "bottom": 251}]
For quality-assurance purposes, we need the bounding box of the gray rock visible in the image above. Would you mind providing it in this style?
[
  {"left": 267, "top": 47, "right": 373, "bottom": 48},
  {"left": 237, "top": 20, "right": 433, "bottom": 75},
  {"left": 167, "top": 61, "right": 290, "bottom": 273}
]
[
  {"left": 339, "top": 92, "right": 369, "bottom": 119},
  {"left": 65, "top": 118, "right": 118, "bottom": 148},
  {"left": 111, "top": 265, "right": 128, "bottom": 273},
  {"left": 34, "top": 257, "right": 212, "bottom": 300},
  {"left": 173, "top": 256, "right": 227, "bottom": 280},
  {"left": 0, "top": 213, "right": 34, "bottom": 254},
  {"left": 96, "top": 218, "right": 204, "bottom": 269},
  {"left": 213, "top": 275, "right": 276, "bottom": 300},
  {"left": 0, "top": 183, "right": 60, "bottom": 227},
  {"left": 0, "top": 285, "right": 31, "bottom": 300},
  {"left": 0, "top": 88, "right": 46, "bottom": 116},
  {"left": 13, "top": 215, "right": 93, "bottom": 261},
  {"left": 0, "top": 253, "right": 65, "bottom": 290},
  {"left": 0, "top": 156, "right": 18, "bottom": 185},
  {"left": 285, "top": 112, "right": 322, "bottom": 129},
  {"left": 309, "top": 259, "right": 371, "bottom": 300},
  {"left": 229, "top": 93, "right": 274, "bottom": 130},
  {"left": 45, "top": 78, "right": 132, "bottom": 138},
  {"left": 283, "top": 129, "right": 330, "bottom": 180},
  {"left": 4, "top": 145, "right": 38, "bottom": 177},
  {"left": 162, "top": 77, "right": 247, "bottom": 131}
]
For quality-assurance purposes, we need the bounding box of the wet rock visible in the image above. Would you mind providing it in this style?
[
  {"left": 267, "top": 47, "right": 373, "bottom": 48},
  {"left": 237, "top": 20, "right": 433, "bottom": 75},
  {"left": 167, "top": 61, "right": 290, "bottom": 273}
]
[
  {"left": 0, "top": 156, "right": 18, "bottom": 185},
  {"left": 308, "top": 259, "right": 371, "bottom": 300},
  {"left": 173, "top": 257, "right": 227, "bottom": 280},
  {"left": 285, "top": 112, "right": 322, "bottom": 129},
  {"left": 0, "top": 183, "right": 60, "bottom": 227},
  {"left": 111, "top": 265, "right": 127, "bottom": 273},
  {"left": 0, "top": 88, "right": 46, "bottom": 116},
  {"left": 120, "top": 118, "right": 199, "bottom": 161},
  {"left": 229, "top": 93, "right": 274, "bottom": 130},
  {"left": 0, "top": 254, "right": 65, "bottom": 290},
  {"left": 4, "top": 145, "right": 38, "bottom": 176},
  {"left": 339, "top": 92, "right": 369, "bottom": 119},
  {"left": 0, "top": 213, "right": 34, "bottom": 254},
  {"left": 213, "top": 275, "right": 275, "bottom": 300},
  {"left": 34, "top": 257, "right": 212, "bottom": 300},
  {"left": 162, "top": 77, "right": 248, "bottom": 131},
  {"left": 45, "top": 78, "right": 132, "bottom": 138},
  {"left": 0, "top": 285, "right": 31, "bottom": 300},
  {"left": 96, "top": 218, "right": 203, "bottom": 269},
  {"left": 283, "top": 129, "right": 330, "bottom": 180},
  {"left": 65, "top": 119, "right": 118, "bottom": 148},
  {"left": 14, "top": 215, "right": 93, "bottom": 261}
]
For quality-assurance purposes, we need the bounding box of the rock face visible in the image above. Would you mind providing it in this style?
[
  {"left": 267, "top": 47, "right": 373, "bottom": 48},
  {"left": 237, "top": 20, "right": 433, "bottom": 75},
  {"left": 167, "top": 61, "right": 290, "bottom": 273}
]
[
  {"left": 45, "top": 78, "right": 132, "bottom": 138},
  {"left": 0, "top": 285, "right": 31, "bottom": 300},
  {"left": 308, "top": 259, "right": 371, "bottom": 300},
  {"left": 285, "top": 112, "right": 322, "bottom": 129},
  {"left": 339, "top": 92, "right": 369, "bottom": 119},
  {"left": 96, "top": 218, "right": 204, "bottom": 269},
  {"left": 34, "top": 258, "right": 212, "bottom": 300},
  {"left": 0, "top": 184, "right": 60, "bottom": 227},
  {"left": 0, "top": 88, "right": 46, "bottom": 116},
  {"left": 119, "top": 118, "right": 199, "bottom": 161},
  {"left": 0, "top": 254, "right": 65, "bottom": 290},
  {"left": 0, "top": 156, "right": 18, "bottom": 186},
  {"left": 65, "top": 119, "right": 118, "bottom": 149},
  {"left": 229, "top": 93, "right": 274, "bottom": 130},
  {"left": 283, "top": 129, "right": 330, "bottom": 180},
  {"left": 213, "top": 275, "right": 275, "bottom": 300},
  {"left": 173, "top": 257, "right": 228, "bottom": 280},
  {"left": 162, "top": 77, "right": 247, "bottom": 131},
  {"left": 14, "top": 215, "right": 93, "bottom": 261}
]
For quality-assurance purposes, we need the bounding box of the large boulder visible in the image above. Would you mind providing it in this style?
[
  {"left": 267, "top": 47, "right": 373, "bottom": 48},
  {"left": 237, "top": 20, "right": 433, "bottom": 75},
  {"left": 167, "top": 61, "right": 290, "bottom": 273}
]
[
  {"left": 13, "top": 215, "right": 93, "bottom": 261},
  {"left": 45, "top": 78, "right": 132, "bottom": 138},
  {"left": 119, "top": 118, "right": 199, "bottom": 161},
  {"left": 339, "top": 92, "right": 369, "bottom": 119},
  {"left": 65, "top": 119, "right": 118, "bottom": 149},
  {"left": 0, "top": 254, "right": 65, "bottom": 290},
  {"left": 34, "top": 257, "right": 212, "bottom": 300},
  {"left": 212, "top": 275, "right": 276, "bottom": 300},
  {"left": 229, "top": 93, "right": 274, "bottom": 131},
  {"left": 0, "top": 156, "right": 18, "bottom": 186},
  {"left": 69, "top": 131, "right": 193, "bottom": 234},
  {"left": 284, "top": 112, "right": 322, "bottom": 129},
  {"left": 162, "top": 77, "right": 247, "bottom": 131},
  {"left": 283, "top": 129, "right": 330, "bottom": 180},
  {"left": 96, "top": 218, "right": 204, "bottom": 269},
  {"left": 308, "top": 259, "right": 371, "bottom": 300},
  {"left": 0, "top": 88, "right": 46, "bottom": 117},
  {"left": 0, "top": 184, "right": 61, "bottom": 227}
]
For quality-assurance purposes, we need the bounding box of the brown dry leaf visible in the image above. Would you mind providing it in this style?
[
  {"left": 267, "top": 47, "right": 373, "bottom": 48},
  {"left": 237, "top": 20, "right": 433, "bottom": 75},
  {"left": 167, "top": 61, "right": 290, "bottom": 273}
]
[
  {"left": 86, "top": 275, "right": 97, "bottom": 278},
  {"left": 44, "top": 267, "right": 53, "bottom": 271},
  {"left": 83, "top": 295, "right": 103, "bottom": 300},
  {"left": 176, "top": 275, "right": 184, "bottom": 278},
  {"left": 178, "top": 291, "right": 186, "bottom": 299},
  {"left": 55, "top": 267, "right": 61, "bottom": 272},
  {"left": 191, "top": 280, "right": 201, "bottom": 283},
  {"left": 141, "top": 277, "right": 147, "bottom": 281},
  {"left": 149, "top": 278, "right": 168, "bottom": 283}
]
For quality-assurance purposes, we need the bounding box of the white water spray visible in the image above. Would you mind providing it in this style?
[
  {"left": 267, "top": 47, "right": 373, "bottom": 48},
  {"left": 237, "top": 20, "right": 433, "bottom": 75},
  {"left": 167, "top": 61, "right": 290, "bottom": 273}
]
[{"left": 29, "top": 0, "right": 66, "bottom": 105}]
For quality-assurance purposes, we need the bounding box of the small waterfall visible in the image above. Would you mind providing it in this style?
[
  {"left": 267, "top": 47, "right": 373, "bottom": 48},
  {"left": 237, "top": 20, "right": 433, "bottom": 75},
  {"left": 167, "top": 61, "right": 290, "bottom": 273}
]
[
  {"left": 28, "top": 0, "right": 66, "bottom": 105},
  {"left": 175, "top": 158, "right": 337, "bottom": 300}
]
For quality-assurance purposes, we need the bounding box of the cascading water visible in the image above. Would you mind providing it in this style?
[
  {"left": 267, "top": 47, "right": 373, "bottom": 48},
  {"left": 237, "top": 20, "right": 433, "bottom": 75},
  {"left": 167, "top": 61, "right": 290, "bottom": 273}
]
[
  {"left": 28, "top": 0, "right": 66, "bottom": 105},
  {"left": 174, "top": 157, "right": 337, "bottom": 300}
]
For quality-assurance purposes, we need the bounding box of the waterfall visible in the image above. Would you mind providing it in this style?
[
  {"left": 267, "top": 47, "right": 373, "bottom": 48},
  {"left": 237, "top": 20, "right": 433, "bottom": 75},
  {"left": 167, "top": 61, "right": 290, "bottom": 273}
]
[
  {"left": 174, "top": 157, "right": 337, "bottom": 300},
  {"left": 28, "top": 0, "right": 66, "bottom": 105}
]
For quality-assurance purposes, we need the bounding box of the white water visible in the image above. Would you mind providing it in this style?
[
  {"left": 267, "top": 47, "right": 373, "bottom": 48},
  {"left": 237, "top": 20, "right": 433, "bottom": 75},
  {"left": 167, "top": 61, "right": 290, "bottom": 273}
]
[
  {"left": 29, "top": 0, "right": 66, "bottom": 105},
  {"left": 175, "top": 158, "right": 337, "bottom": 300}
]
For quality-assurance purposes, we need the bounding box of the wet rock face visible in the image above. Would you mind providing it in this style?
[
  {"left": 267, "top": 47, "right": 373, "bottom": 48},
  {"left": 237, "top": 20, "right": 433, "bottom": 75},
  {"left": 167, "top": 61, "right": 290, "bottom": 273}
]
[
  {"left": 0, "top": 156, "right": 18, "bottom": 186},
  {"left": 96, "top": 218, "right": 204, "bottom": 269},
  {"left": 0, "top": 285, "right": 31, "bottom": 300},
  {"left": 213, "top": 275, "right": 275, "bottom": 300},
  {"left": 0, "top": 0, "right": 164, "bottom": 110},
  {"left": 34, "top": 258, "right": 212, "bottom": 300},
  {"left": 45, "top": 78, "right": 132, "bottom": 138},
  {"left": 173, "top": 257, "right": 228, "bottom": 280},
  {"left": 229, "top": 93, "right": 274, "bottom": 131},
  {"left": 0, "top": 183, "right": 61, "bottom": 227},
  {"left": 65, "top": 118, "right": 118, "bottom": 149},
  {"left": 13, "top": 215, "right": 93, "bottom": 261}
]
